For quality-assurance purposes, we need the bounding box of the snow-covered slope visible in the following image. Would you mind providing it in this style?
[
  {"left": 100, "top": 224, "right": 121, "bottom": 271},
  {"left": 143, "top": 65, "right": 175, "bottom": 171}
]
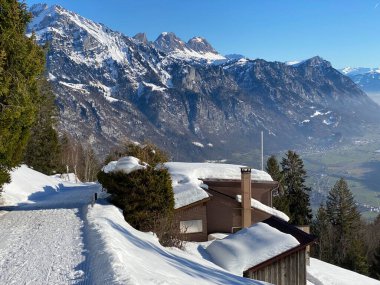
[
  {"left": 154, "top": 32, "right": 225, "bottom": 62},
  {"left": 0, "top": 165, "right": 98, "bottom": 284},
  {"left": 340, "top": 66, "right": 380, "bottom": 95},
  {"left": 0, "top": 165, "right": 269, "bottom": 284},
  {"left": 87, "top": 201, "right": 268, "bottom": 285},
  {"left": 1, "top": 165, "right": 64, "bottom": 205},
  {"left": 307, "top": 258, "right": 380, "bottom": 285}
]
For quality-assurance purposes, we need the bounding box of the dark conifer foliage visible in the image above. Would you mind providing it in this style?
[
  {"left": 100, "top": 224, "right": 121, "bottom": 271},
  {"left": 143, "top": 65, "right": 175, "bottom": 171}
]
[
  {"left": 370, "top": 242, "right": 380, "bottom": 279},
  {"left": 312, "top": 203, "right": 333, "bottom": 260},
  {"left": 312, "top": 178, "right": 369, "bottom": 275},
  {"left": 98, "top": 143, "right": 175, "bottom": 245},
  {"left": 0, "top": 0, "right": 45, "bottom": 188},
  {"left": 281, "top": 150, "right": 312, "bottom": 225},
  {"left": 24, "top": 79, "right": 62, "bottom": 175},
  {"left": 97, "top": 167, "right": 174, "bottom": 231},
  {"left": 266, "top": 155, "right": 289, "bottom": 215}
]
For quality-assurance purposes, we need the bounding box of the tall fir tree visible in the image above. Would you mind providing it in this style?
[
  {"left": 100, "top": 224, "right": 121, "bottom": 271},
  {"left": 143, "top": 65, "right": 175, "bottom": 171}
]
[
  {"left": 24, "top": 79, "right": 62, "bottom": 175},
  {"left": 281, "top": 150, "right": 312, "bottom": 225},
  {"left": 266, "top": 155, "right": 289, "bottom": 215},
  {"left": 0, "top": 0, "right": 45, "bottom": 188},
  {"left": 312, "top": 203, "right": 333, "bottom": 261},
  {"left": 325, "top": 178, "right": 368, "bottom": 274}
]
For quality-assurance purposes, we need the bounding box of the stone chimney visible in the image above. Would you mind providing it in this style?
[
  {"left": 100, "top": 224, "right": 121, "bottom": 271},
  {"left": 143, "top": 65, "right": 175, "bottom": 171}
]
[{"left": 241, "top": 167, "right": 252, "bottom": 228}]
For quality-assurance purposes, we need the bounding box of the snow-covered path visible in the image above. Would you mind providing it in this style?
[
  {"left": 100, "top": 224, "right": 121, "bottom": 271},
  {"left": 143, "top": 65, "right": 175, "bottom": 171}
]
[{"left": 0, "top": 183, "right": 99, "bottom": 285}]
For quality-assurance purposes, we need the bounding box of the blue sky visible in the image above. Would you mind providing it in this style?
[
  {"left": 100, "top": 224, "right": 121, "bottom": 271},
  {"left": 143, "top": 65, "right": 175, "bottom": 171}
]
[{"left": 25, "top": 0, "right": 380, "bottom": 68}]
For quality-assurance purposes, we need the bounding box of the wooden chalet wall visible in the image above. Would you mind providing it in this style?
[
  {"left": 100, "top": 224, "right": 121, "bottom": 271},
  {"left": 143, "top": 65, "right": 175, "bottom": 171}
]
[
  {"left": 175, "top": 201, "right": 208, "bottom": 242},
  {"left": 245, "top": 249, "right": 306, "bottom": 285}
]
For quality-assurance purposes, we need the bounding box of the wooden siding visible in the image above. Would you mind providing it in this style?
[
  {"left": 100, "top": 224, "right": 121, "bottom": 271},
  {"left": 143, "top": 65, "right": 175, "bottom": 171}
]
[
  {"left": 245, "top": 249, "right": 306, "bottom": 285},
  {"left": 206, "top": 188, "right": 271, "bottom": 234},
  {"left": 175, "top": 202, "right": 208, "bottom": 242}
]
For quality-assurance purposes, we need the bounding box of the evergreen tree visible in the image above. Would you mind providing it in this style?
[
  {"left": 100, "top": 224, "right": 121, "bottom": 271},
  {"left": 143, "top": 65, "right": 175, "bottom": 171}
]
[
  {"left": 97, "top": 167, "right": 174, "bottom": 231},
  {"left": 24, "top": 79, "right": 62, "bottom": 174},
  {"left": 312, "top": 203, "right": 333, "bottom": 261},
  {"left": 0, "top": 0, "right": 45, "bottom": 188},
  {"left": 266, "top": 155, "right": 282, "bottom": 181},
  {"left": 326, "top": 178, "right": 368, "bottom": 274},
  {"left": 281, "top": 150, "right": 312, "bottom": 225},
  {"left": 266, "top": 155, "right": 289, "bottom": 214},
  {"left": 370, "top": 242, "right": 380, "bottom": 279},
  {"left": 106, "top": 141, "right": 169, "bottom": 167}
]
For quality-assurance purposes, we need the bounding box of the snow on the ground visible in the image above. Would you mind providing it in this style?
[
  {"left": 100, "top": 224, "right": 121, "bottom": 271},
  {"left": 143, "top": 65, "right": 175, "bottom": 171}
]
[
  {"left": 307, "top": 258, "right": 380, "bottom": 285},
  {"left": 1, "top": 165, "right": 64, "bottom": 206},
  {"left": 205, "top": 223, "right": 300, "bottom": 275},
  {"left": 236, "top": 195, "right": 289, "bottom": 221},
  {"left": 165, "top": 162, "right": 273, "bottom": 209},
  {"left": 0, "top": 164, "right": 270, "bottom": 284},
  {"left": 0, "top": 165, "right": 98, "bottom": 284},
  {"left": 87, "top": 200, "right": 269, "bottom": 285},
  {"left": 192, "top": 141, "right": 205, "bottom": 148}
]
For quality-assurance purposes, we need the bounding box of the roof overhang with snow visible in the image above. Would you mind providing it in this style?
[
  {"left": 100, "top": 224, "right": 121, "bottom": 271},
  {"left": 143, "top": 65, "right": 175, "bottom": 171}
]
[
  {"left": 245, "top": 216, "right": 317, "bottom": 273},
  {"left": 164, "top": 162, "right": 274, "bottom": 209}
]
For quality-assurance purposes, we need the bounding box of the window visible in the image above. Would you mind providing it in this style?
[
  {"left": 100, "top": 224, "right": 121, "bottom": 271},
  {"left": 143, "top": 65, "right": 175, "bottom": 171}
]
[{"left": 180, "top": 220, "right": 203, "bottom": 233}]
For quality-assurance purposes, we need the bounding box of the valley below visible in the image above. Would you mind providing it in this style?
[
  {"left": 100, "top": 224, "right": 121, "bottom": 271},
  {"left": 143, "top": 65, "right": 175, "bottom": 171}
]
[
  {"left": 223, "top": 124, "right": 380, "bottom": 220},
  {"left": 302, "top": 126, "right": 380, "bottom": 220}
]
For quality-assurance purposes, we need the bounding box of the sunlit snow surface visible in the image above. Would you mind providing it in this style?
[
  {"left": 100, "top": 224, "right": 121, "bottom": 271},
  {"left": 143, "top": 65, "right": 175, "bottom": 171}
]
[
  {"left": 87, "top": 201, "right": 269, "bottom": 285},
  {"left": 206, "top": 223, "right": 300, "bottom": 275},
  {"left": 236, "top": 195, "right": 289, "bottom": 221},
  {"left": 0, "top": 165, "right": 268, "bottom": 284},
  {"left": 307, "top": 258, "right": 380, "bottom": 285}
]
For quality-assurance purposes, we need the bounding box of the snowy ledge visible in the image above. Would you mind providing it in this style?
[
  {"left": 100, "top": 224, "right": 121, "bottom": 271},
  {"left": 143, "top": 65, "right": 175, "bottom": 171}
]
[{"left": 236, "top": 195, "right": 289, "bottom": 222}]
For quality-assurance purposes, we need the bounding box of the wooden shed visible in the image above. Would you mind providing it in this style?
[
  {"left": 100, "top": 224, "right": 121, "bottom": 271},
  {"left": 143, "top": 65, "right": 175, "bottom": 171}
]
[{"left": 244, "top": 216, "right": 316, "bottom": 285}]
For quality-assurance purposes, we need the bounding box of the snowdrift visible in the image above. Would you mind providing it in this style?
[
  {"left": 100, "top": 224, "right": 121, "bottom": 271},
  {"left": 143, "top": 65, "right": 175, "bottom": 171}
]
[
  {"left": 307, "top": 258, "right": 380, "bottom": 285},
  {"left": 87, "top": 201, "right": 269, "bottom": 285},
  {"left": 1, "top": 165, "right": 64, "bottom": 205}
]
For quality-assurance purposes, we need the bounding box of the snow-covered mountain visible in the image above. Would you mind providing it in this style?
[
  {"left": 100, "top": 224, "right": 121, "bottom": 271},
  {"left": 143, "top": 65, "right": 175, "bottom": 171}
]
[
  {"left": 27, "top": 3, "right": 380, "bottom": 161},
  {"left": 340, "top": 66, "right": 380, "bottom": 95},
  {"left": 153, "top": 32, "right": 225, "bottom": 62}
]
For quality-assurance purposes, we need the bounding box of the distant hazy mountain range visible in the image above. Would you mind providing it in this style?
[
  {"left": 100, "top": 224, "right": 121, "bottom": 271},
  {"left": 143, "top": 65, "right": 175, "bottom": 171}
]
[
  {"left": 27, "top": 3, "right": 380, "bottom": 161},
  {"left": 340, "top": 67, "right": 380, "bottom": 95}
]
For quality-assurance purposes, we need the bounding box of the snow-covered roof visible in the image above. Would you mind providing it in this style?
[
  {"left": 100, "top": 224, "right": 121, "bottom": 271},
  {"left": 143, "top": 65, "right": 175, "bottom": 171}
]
[
  {"left": 236, "top": 195, "right": 289, "bottom": 222},
  {"left": 102, "top": 156, "right": 147, "bottom": 174},
  {"left": 164, "top": 162, "right": 273, "bottom": 209},
  {"left": 205, "top": 223, "right": 300, "bottom": 275}
]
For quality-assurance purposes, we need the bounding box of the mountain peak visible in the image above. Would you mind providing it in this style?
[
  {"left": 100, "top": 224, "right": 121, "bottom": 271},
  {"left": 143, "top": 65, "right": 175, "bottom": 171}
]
[
  {"left": 187, "top": 36, "right": 218, "bottom": 54},
  {"left": 29, "top": 3, "right": 49, "bottom": 14},
  {"left": 299, "top": 56, "right": 332, "bottom": 68},
  {"left": 133, "top": 32, "right": 148, "bottom": 44},
  {"left": 154, "top": 32, "right": 186, "bottom": 53}
]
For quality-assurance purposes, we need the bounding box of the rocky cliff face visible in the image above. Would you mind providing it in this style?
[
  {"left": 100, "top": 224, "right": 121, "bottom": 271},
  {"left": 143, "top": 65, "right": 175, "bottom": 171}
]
[{"left": 27, "top": 4, "right": 380, "bottom": 162}]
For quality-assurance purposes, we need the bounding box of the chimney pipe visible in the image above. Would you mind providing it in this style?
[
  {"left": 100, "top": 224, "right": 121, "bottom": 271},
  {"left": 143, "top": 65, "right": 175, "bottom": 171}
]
[{"left": 241, "top": 167, "right": 252, "bottom": 228}]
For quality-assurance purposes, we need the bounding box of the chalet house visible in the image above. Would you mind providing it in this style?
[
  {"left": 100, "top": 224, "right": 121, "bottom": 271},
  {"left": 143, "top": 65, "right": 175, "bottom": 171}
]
[
  {"left": 102, "top": 158, "right": 315, "bottom": 285},
  {"left": 165, "top": 162, "right": 316, "bottom": 285}
]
